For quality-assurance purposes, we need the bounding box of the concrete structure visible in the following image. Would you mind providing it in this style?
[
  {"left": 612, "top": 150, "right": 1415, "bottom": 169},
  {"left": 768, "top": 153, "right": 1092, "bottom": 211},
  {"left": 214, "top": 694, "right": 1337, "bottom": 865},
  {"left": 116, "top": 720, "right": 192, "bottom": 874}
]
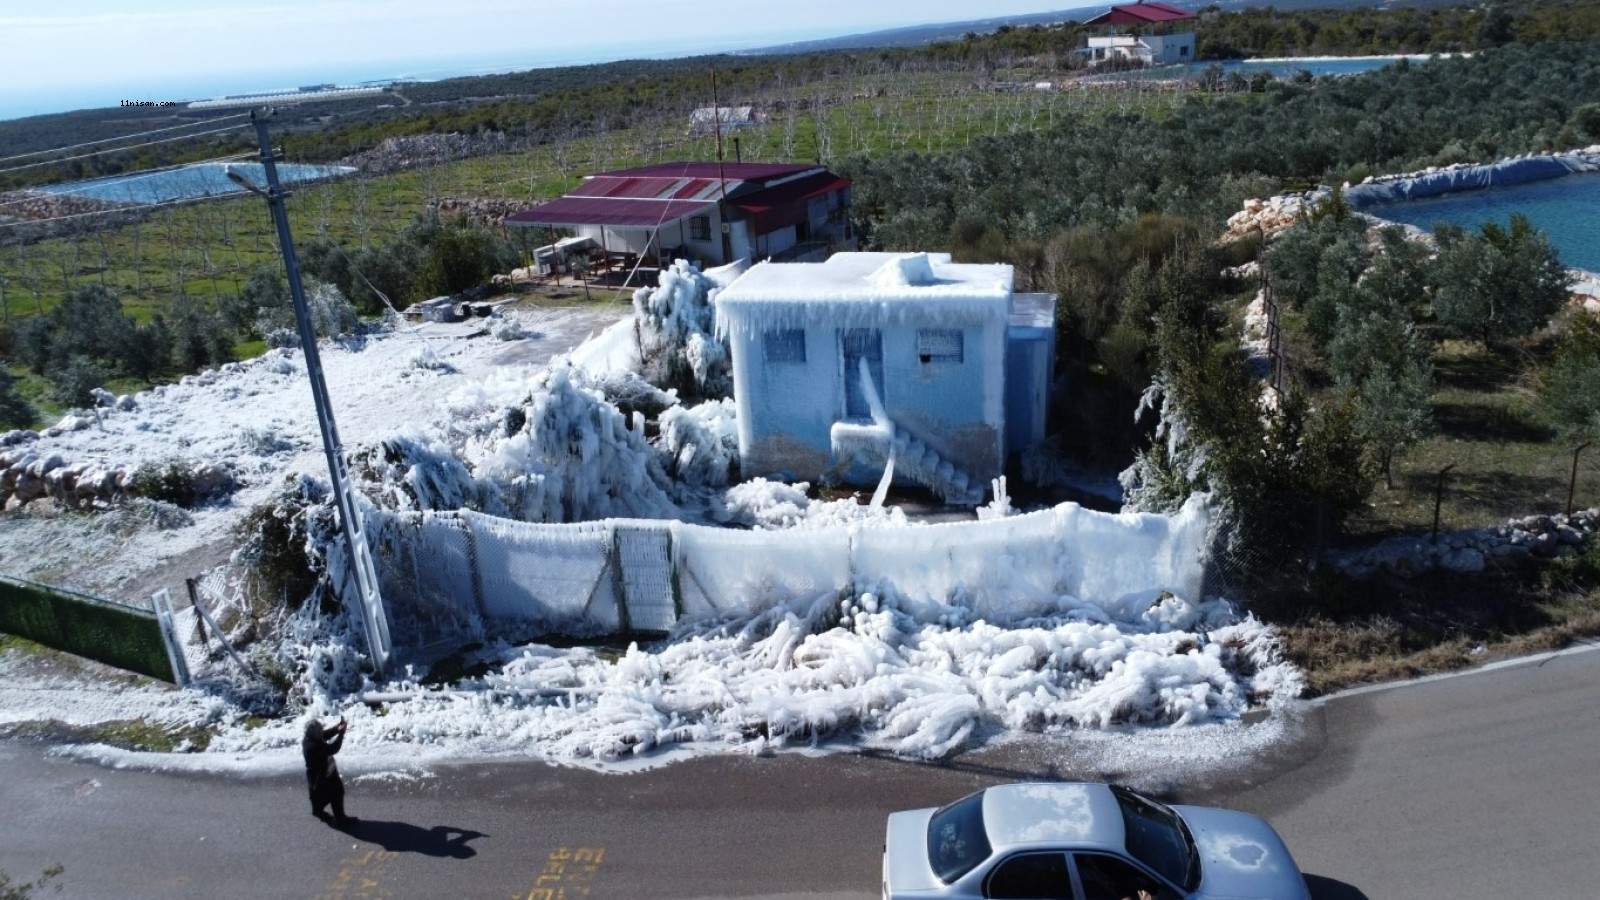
[
  {"left": 1084, "top": 2, "right": 1197, "bottom": 66},
  {"left": 506, "top": 162, "right": 854, "bottom": 269},
  {"left": 688, "top": 106, "right": 766, "bottom": 135},
  {"left": 715, "top": 253, "right": 1056, "bottom": 505}
]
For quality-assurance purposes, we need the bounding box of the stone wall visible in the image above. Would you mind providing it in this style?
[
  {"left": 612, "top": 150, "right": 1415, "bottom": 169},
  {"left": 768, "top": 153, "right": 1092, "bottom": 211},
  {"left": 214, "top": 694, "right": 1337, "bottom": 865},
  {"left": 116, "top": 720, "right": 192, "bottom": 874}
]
[{"left": 1326, "top": 509, "right": 1599, "bottom": 579}]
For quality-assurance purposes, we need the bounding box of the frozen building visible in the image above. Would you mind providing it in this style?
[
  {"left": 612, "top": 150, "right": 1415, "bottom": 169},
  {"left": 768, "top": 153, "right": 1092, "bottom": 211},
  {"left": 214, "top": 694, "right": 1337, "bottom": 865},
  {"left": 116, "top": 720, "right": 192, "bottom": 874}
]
[
  {"left": 506, "top": 162, "right": 854, "bottom": 270},
  {"left": 716, "top": 252, "right": 1056, "bottom": 505},
  {"left": 1083, "top": 2, "right": 1197, "bottom": 66}
]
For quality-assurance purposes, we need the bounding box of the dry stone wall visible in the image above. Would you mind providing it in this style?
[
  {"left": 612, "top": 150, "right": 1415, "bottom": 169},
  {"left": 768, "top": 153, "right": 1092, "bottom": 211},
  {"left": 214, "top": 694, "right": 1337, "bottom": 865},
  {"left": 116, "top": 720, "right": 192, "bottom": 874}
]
[{"left": 1326, "top": 509, "right": 1599, "bottom": 579}]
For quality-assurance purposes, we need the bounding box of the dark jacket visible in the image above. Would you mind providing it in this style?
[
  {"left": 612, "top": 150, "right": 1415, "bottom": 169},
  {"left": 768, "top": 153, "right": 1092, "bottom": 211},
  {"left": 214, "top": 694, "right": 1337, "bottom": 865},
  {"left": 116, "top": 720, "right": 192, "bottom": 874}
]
[{"left": 301, "top": 722, "right": 346, "bottom": 797}]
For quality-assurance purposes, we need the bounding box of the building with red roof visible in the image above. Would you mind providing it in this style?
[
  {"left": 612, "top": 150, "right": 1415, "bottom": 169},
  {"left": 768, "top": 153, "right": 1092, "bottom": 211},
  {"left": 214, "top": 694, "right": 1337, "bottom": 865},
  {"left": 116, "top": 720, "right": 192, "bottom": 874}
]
[
  {"left": 506, "top": 161, "right": 854, "bottom": 271},
  {"left": 1083, "top": 2, "right": 1198, "bottom": 67}
]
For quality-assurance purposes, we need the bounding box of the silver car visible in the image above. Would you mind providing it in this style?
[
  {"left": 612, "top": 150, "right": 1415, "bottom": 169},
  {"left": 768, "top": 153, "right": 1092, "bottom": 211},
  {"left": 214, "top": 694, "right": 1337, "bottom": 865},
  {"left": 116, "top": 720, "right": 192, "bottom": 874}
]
[{"left": 882, "top": 782, "right": 1311, "bottom": 900}]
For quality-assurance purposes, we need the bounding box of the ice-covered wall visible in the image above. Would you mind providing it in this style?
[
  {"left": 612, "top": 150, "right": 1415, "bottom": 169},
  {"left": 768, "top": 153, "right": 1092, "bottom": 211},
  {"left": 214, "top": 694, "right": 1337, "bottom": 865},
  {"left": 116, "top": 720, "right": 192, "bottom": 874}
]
[{"left": 371, "top": 494, "right": 1212, "bottom": 648}]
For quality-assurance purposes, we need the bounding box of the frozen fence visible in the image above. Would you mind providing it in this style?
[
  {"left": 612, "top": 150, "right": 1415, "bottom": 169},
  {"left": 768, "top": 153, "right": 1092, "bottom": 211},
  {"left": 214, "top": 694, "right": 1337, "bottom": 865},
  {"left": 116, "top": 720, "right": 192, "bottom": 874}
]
[
  {"left": 675, "top": 524, "right": 851, "bottom": 619},
  {"left": 367, "top": 495, "right": 1211, "bottom": 654}
]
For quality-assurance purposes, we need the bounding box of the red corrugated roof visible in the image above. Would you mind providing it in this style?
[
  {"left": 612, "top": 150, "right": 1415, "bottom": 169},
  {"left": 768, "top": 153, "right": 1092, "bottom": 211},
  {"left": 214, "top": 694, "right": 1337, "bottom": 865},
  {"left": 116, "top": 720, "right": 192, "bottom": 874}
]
[
  {"left": 508, "top": 162, "right": 844, "bottom": 231},
  {"left": 729, "top": 172, "right": 851, "bottom": 232},
  {"left": 671, "top": 178, "right": 720, "bottom": 199},
  {"left": 1083, "top": 2, "right": 1196, "bottom": 25},
  {"left": 505, "top": 195, "right": 715, "bottom": 228}
]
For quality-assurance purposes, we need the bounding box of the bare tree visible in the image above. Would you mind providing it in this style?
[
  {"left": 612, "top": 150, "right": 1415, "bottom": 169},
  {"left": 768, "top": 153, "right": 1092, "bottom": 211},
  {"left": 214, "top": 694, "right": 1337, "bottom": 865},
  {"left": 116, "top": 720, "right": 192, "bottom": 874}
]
[
  {"left": 130, "top": 216, "right": 145, "bottom": 295},
  {"left": 10, "top": 242, "right": 46, "bottom": 314}
]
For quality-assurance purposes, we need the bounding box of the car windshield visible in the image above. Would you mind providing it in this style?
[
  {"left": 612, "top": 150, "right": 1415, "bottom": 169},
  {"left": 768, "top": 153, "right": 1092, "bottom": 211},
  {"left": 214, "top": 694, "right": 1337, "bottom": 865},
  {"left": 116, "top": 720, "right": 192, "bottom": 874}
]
[
  {"left": 1111, "top": 786, "right": 1200, "bottom": 892},
  {"left": 926, "top": 790, "right": 993, "bottom": 884}
]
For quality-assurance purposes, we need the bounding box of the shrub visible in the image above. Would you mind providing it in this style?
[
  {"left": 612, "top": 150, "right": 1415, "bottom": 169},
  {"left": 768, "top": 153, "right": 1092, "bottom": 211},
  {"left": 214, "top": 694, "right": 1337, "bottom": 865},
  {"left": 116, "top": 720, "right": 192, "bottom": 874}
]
[
  {"left": 234, "top": 488, "right": 321, "bottom": 613},
  {"left": 129, "top": 459, "right": 199, "bottom": 508},
  {"left": 47, "top": 355, "right": 112, "bottom": 408},
  {"left": 0, "top": 368, "right": 36, "bottom": 429},
  {"left": 415, "top": 219, "right": 517, "bottom": 299}
]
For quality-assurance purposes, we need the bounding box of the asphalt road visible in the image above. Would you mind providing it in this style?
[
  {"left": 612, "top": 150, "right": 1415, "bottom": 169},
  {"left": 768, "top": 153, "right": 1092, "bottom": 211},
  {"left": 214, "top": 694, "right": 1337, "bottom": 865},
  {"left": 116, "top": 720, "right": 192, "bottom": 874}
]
[{"left": 3, "top": 646, "right": 1597, "bottom": 899}]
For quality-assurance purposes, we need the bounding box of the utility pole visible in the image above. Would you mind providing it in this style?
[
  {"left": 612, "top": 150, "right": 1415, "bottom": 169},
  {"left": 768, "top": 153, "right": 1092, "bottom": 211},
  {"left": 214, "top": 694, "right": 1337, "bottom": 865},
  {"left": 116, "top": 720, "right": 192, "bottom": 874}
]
[{"left": 234, "top": 109, "right": 390, "bottom": 677}]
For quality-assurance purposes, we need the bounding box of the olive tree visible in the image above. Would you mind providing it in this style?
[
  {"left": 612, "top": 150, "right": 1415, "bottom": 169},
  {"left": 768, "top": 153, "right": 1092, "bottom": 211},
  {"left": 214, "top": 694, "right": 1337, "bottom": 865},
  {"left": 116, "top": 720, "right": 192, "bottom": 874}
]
[{"left": 1429, "top": 215, "right": 1570, "bottom": 348}]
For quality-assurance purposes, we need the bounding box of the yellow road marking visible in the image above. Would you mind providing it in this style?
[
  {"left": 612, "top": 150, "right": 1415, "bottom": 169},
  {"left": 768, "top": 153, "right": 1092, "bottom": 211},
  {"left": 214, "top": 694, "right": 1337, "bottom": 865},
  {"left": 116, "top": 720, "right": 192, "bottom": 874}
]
[
  {"left": 316, "top": 847, "right": 398, "bottom": 900},
  {"left": 515, "top": 845, "right": 605, "bottom": 900}
]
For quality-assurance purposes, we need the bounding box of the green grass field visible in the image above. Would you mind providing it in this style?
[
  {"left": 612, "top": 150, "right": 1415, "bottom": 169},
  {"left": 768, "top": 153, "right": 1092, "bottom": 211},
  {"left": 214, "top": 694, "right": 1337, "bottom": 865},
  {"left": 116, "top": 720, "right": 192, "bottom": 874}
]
[{"left": 1343, "top": 339, "right": 1600, "bottom": 539}]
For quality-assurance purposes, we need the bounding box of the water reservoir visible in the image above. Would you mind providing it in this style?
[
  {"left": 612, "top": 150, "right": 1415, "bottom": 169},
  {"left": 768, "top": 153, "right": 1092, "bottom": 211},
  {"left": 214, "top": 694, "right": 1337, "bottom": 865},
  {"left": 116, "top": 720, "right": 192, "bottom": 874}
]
[
  {"left": 1083, "top": 54, "right": 1433, "bottom": 83},
  {"left": 38, "top": 161, "right": 355, "bottom": 206},
  {"left": 1364, "top": 171, "right": 1600, "bottom": 273}
]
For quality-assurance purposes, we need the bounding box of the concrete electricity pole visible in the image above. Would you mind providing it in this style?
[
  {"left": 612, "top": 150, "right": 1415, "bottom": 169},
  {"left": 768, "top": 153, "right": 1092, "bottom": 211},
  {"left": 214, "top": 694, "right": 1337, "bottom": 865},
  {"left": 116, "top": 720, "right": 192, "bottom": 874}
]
[{"left": 230, "top": 108, "right": 390, "bottom": 676}]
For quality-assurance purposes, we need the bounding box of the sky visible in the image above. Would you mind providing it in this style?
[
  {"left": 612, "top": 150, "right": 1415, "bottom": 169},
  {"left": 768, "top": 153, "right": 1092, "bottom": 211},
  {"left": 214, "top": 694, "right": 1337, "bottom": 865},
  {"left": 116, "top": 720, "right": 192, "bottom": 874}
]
[{"left": 0, "top": 0, "right": 1094, "bottom": 121}]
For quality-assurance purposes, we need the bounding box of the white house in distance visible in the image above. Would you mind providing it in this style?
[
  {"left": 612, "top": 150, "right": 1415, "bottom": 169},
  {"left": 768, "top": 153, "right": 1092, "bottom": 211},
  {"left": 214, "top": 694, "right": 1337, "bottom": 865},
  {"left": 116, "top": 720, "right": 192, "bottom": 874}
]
[
  {"left": 688, "top": 106, "right": 766, "bottom": 135},
  {"left": 715, "top": 252, "right": 1057, "bottom": 505},
  {"left": 1084, "top": 2, "right": 1198, "bottom": 66},
  {"left": 506, "top": 162, "right": 854, "bottom": 271}
]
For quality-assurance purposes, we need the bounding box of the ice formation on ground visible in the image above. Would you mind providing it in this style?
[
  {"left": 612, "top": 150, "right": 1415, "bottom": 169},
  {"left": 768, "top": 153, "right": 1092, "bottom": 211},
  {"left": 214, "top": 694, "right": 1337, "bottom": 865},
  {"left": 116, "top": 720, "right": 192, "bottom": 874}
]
[
  {"left": 188, "top": 583, "right": 1301, "bottom": 766},
  {"left": 0, "top": 261, "right": 1308, "bottom": 775}
]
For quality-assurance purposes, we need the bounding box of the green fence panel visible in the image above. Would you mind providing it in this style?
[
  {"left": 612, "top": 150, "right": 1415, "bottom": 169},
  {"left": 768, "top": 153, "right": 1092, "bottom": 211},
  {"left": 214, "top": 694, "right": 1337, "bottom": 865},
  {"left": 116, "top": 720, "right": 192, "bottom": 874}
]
[{"left": 0, "top": 576, "right": 174, "bottom": 682}]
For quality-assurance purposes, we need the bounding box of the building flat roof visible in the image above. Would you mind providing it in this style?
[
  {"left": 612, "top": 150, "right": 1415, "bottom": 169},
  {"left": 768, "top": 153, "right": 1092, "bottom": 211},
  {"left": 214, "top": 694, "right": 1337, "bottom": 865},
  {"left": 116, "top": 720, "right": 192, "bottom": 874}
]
[{"left": 715, "top": 253, "right": 1014, "bottom": 338}]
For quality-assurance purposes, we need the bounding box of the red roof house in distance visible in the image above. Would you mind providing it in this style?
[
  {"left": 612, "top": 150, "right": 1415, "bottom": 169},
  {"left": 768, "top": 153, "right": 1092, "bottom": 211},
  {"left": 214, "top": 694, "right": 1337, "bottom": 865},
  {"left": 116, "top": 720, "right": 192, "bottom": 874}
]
[
  {"left": 506, "top": 161, "right": 854, "bottom": 271},
  {"left": 1083, "top": 2, "right": 1198, "bottom": 66}
]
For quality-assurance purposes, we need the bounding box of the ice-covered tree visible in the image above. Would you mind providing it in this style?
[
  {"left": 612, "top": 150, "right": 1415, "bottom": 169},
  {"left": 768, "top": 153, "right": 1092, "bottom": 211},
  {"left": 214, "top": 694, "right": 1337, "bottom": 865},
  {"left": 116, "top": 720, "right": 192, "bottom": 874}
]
[{"left": 632, "top": 260, "right": 735, "bottom": 399}]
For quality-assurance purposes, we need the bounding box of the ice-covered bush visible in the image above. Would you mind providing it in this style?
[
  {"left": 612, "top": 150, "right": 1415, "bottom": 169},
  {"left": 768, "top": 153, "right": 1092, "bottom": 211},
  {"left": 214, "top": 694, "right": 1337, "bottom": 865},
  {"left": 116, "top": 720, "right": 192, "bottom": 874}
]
[
  {"left": 406, "top": 344, "right": 455, "bottom": 372},
  {"left": 490, "top": 314, "right": 527, "bottom": 341},
  {"left": 632, "top": 260, "right": 740, "bottom": 398},
  {"left": 659, "top": 398, "right": 739, "bottom": 487},
  {"left": 254, "top": 279, "right": 359, "bottom": 341},
  {"left": 239, "top": 426, "right": 296, "bottom": 455}
]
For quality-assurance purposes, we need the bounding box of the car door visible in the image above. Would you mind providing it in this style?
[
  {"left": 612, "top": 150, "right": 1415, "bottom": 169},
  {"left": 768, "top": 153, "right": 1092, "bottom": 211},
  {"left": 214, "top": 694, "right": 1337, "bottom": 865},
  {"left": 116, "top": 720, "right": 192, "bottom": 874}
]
[
  {"left": 983, "top": 851, "right": 1074, "bottom": 900},
  {"left": 1070, "top": 852, "right": 1183, "bottom": 900}
]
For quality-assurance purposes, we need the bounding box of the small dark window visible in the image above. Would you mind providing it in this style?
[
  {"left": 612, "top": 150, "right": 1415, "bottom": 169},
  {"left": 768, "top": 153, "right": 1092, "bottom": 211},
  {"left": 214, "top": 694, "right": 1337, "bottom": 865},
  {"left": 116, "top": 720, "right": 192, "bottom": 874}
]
[
  {"left": 985, "top": 852, "right": 1072, "bottom": 900},
  {"left": 763, "top": 329, "right": 806, "bottom": 363},
  {"left": 1179, "top": 45, "right": 1190, "bottom": 57},
  {"left": 917, "top": 329, "right": 964, "bottom": 364},
  {"left": 690, "top": 216, "right": 711, "bottom": 241},
  {"left": 1075, "top": 854, "right": 1180, "bottom": 900}
]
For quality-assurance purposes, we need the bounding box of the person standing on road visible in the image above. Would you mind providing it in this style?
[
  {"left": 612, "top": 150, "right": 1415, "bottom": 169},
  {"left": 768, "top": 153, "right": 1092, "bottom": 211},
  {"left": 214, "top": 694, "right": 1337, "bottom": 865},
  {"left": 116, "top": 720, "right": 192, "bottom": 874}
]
[{"left": 302, "top": 717, "right": 354, "bottom": 826}]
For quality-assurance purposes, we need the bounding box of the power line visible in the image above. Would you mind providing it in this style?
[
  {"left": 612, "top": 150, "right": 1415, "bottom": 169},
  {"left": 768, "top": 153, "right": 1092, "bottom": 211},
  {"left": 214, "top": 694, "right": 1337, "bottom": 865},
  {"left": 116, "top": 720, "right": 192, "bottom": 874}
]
[
  {"left": 0, "top": 113, "right": 252, "bottom": 164},
  {"left": 0, "top": 123, "right": 250, "bottom": 176}
]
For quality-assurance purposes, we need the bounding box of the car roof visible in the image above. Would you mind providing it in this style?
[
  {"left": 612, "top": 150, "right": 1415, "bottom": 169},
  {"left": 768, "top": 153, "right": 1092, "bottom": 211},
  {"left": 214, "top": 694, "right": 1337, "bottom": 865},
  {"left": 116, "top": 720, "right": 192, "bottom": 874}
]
[{"left": 981, "top": 783, "right": 1127, "bottom": 850}]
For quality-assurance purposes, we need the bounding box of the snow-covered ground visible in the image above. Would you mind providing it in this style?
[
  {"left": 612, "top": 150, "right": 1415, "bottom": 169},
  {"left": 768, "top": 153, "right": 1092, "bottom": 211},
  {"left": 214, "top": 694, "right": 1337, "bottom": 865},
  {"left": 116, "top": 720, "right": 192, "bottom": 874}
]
[
  {"left": 0, "top": 287, "right": 1306, "bottom": 779},
  {"left": 0, "top": 307, "right": 627, "bottom": 597}
]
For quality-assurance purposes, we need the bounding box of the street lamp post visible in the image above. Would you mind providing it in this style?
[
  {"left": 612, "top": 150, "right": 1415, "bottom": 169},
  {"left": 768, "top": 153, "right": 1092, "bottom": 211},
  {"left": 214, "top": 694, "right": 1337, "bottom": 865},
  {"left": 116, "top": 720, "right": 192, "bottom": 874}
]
[{"left": 232, "top": 108, "right": 390, "bottom": 676}]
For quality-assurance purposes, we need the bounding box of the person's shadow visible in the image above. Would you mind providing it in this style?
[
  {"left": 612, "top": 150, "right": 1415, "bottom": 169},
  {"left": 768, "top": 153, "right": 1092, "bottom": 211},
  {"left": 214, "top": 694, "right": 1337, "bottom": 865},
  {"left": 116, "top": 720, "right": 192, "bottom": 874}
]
[
  {"left": 335, "top": 820, "right": 487, "bottom": 859},
  {"left": 1303, "top": 874, "right": 1371, "bottom": 900}
]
